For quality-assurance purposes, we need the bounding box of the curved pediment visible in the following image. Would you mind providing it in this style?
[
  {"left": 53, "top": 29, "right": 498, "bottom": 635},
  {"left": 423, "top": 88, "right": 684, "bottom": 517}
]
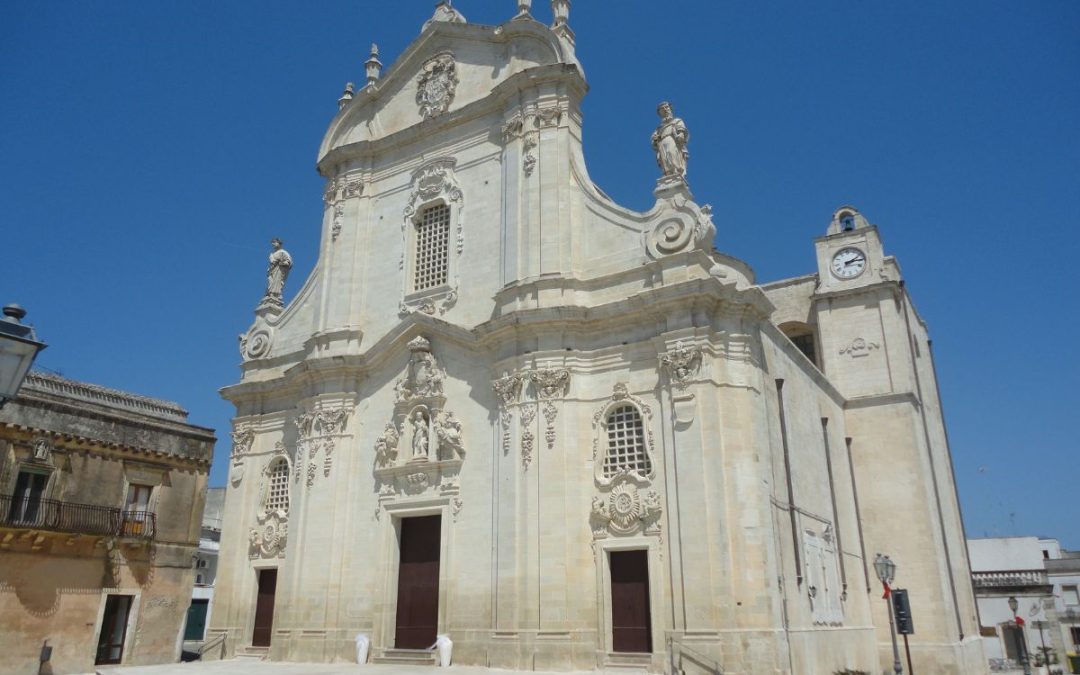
[{"left": 318, "top": 18, "right": 576, "bottom": 163}]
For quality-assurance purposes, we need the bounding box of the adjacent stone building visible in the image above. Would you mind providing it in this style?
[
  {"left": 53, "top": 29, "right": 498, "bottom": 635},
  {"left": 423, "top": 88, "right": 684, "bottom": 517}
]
[
  {"left": 0, "top": 372, "right": 215, "bottom": 673},
  {"left": 211, "top": 3, "right": 984, "bottom": 672}
]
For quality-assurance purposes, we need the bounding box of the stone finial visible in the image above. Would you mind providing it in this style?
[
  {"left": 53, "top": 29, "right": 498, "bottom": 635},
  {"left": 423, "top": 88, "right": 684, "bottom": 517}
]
[
  {"left": 338, "top": 82, "right": 355, "bottom": 109},
  {"left": 516, "top": 0, "right": 532, "bottom": 17},
  {"left": 424, "top": 1, "right": 466, "bottom": 30},
  {"left": 551, "top": 0, "right": 570, "bottom": 25},
  {"left": 651, "top": 101, "right": 689, "bottom": 182},
  {"left": 365, "top": 43, "right": 383, "bottom": 86}
]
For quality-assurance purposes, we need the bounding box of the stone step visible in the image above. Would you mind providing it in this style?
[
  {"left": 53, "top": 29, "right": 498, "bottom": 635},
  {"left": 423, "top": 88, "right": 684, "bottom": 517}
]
[
  {"left": 373, "top": 648, "right": 438, "bottom": 666},
  {"left": 603, "top": 652, "right": 653, "bottom": 672},
  {"left": 235, "top": 646, "right": 269, "bottom": 661}
]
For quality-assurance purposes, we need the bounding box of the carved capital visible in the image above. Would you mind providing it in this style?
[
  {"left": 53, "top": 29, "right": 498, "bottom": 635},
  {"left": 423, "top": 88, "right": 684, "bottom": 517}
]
[{"left": 659, "top": 341, "right": 702, "bottom": 390}]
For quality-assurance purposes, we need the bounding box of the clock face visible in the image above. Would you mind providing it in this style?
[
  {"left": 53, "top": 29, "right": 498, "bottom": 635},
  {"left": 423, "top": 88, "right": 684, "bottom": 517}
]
[{"left": 831, "top": 247, "right": 866, "bottom": 279}]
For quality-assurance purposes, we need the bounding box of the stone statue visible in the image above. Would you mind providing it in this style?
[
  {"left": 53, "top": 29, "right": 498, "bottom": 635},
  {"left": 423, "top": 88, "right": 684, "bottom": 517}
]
[
  {"left": 651, "top": 102, "right": 689, "bottom": 179},
  {"left": 264, "top": 238, "right": 293, "bottom": 308},
  {"left": 411, "top": 410, "right": 430, "bottom": 459},
  {"left": 435, "top": 412, "right": 464, "bottom": 459}
]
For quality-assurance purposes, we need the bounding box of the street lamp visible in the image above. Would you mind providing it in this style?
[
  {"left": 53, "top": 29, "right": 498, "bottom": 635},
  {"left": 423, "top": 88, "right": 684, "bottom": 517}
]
[
  {"left": 874, "top": 553, "right": 903, "bottom": 675},
  {"left": 0, "top": 304, "right": 46, "bottom": 409},
  {"left": 868, "top": 557, "right": 902, "bottom": 669},
  {"left": 1007, "top": 596, "right": 1032, "bottom": 675}
]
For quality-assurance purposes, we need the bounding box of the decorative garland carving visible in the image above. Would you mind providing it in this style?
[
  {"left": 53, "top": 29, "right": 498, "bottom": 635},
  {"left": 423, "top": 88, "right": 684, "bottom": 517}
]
[
  {"left": 520, "top": 403, "right": 537, "bottom": 470},
  {"left": 400, "top": 158, "right": 464, "bottom": 316},
  {"left": 659, "top": 341, "right": 702, "bottom": 390},
  {"left": 416, "top": 53, "right": 458, "bottom": 119},
  {"left": 838, "top": 337, "right": 880, "bottom": 358},
  {"left": 293, "top": 406, "right": 350, "bottom": 485},
  {"left": 239, "top": 326, "right": 273, "bottom": 361},
  {"left": 229, "top": 424, "right": 255, "bottom": 486},
  {"left": 493, "top": 372, "right": 525, "bottom": 455}
]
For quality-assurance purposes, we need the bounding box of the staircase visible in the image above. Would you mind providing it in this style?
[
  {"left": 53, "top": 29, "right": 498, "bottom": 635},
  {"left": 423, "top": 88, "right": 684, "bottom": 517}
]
[{"left": 373, "top": 648, "right": 438, "bottom": 666}]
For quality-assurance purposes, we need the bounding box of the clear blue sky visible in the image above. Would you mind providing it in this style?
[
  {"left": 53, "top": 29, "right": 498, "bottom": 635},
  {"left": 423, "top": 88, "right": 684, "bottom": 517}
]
[{"left": 3, "top": 2, "right": 1078, "bottom": 546}]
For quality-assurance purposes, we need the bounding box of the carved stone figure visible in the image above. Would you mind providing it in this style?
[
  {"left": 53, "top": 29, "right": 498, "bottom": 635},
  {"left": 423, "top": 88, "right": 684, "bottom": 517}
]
[
  {"left": 411, "top": 410, "right": 430, "bottom": 459},
  {"left": 374, "top": 422, "right": 400, "bottom": 467},
  {"left": 651, "top": 102, "right": 689, "bottom": 179},
  {"left": 435, "top": 411, "right": 464, "bottom": 459},
  {"left": 531, "top": 368, "right": 570, "bottom": 399},
  {"left": 263, "top": 238, "right": 293, "bottom": 308}
]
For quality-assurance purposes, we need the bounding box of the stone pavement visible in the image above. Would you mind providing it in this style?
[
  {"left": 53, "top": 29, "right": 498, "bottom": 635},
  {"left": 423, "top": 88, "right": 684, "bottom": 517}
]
[{"left": 96, "top": 663, "right": 594, "bottom": 675}]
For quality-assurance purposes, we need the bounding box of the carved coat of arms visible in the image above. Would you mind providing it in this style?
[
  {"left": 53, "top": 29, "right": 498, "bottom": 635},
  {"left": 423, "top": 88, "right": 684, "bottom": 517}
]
[{"left": 416, "top": 54, "right": 458, "bottom": 119}]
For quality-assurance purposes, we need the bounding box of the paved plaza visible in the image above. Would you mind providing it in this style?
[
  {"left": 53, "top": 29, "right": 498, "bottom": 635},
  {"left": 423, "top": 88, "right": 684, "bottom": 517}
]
[{"left": 97, "top": 663, "right": 592, "bottom": 675}]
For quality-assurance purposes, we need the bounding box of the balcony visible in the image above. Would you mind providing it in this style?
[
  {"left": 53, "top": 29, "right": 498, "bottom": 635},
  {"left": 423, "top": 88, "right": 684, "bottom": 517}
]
[
  {"left": 0, "top": 494, "right": 156, "bottom": 541},
  {"left": 972, "top": 569, "right": 1053, "bottom": 595}
]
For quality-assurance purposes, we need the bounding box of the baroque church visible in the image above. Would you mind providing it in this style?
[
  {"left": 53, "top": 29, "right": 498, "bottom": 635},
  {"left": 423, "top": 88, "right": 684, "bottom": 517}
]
[{"left": 211, "top": 3, "right": 986, "bottom": 673}]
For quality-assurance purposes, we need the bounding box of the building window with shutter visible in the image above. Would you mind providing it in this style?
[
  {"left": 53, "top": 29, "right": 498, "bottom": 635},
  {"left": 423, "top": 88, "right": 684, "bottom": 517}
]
[
  {"left": 413, "top": 203, "right": 451, "bottom": 292},
  {"left": 264, "top": 458, "right": 290, "bottom": 514},
  {"left": 603, "top": 405, "right": 651, "bottom": 478}
]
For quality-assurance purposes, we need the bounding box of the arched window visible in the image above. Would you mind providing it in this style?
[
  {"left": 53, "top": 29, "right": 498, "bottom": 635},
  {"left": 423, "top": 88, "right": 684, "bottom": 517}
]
[
  {"left": 264, "top": 458, "right": 290, "bottom": 514},
  {"left": 603, "top": 405, "right": 651, "bottom": 478},
  {"left": 780, "top": 321, "right": 819, "bottom": 368},
  {"left": 839, "top": 213, "right": 856, "bottom": 232},
  {"left": 413, "top": 203, "right": 451, "bottom": 292}
]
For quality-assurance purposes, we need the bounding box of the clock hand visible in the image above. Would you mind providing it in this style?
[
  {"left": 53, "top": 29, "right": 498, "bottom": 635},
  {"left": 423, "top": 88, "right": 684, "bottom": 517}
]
[{"left": 844, "top": 258, "right": 862, "bottom": 266}]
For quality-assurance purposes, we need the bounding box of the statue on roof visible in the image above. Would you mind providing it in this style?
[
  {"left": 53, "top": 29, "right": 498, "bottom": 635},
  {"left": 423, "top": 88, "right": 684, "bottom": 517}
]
[
  {"left": 651, "top": 101, "right": 689, "bottom": 180},
  {"left": 263, "top": 238, "right": 293, "bottom": 309}
]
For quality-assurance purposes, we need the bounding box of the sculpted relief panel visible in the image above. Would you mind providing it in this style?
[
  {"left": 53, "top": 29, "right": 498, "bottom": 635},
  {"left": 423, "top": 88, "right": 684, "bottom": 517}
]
[{"left": 374, "top": 336, "right": 466, "bottom": 516}]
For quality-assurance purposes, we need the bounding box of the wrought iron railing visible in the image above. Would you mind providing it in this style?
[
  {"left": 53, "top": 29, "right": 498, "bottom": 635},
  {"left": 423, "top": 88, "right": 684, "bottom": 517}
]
[{"left": 0, "top": 495, "right": 155, "bottom": 540}]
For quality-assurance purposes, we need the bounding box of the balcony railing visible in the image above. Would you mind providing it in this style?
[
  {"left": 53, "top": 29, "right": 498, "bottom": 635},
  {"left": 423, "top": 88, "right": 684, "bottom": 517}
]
[
  {"left": 1, "top": 494, "right": 156, "bottom": 540},
  {"left": 972, "top": 569, "right": 1049, "bottom": 590}
]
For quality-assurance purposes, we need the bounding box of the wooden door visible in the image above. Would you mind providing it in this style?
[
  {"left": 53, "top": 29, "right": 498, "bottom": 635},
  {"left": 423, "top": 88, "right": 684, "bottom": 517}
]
[
  {"left": 610, "top": 549, "right": 652, "bottom": 653},
  {"left": 395, "top": 515, "right": 441, "bottom": 648},
  {"left": 95, "top": 594, "right": 133, "bottom": 665},
  {"left": 184, "top": 599, "right": 209, "bottom": 641},
  {"left": 252, "top": 568, "right": 277, "bottom": 647}
]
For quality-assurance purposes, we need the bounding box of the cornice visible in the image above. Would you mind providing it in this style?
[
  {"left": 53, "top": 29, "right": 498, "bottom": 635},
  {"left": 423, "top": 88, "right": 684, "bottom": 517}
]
[
  {"left": 811, "top": 278, "right": 902, "bottom": 303},
  {"left": 844, "top": 391, "right": 921, "bottom": 410},
  {"left": 0, "top": 422, "right": 211, "bottom": 469}
]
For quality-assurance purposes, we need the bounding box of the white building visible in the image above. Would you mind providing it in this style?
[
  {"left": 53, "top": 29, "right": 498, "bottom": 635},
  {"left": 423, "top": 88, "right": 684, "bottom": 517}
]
[
  {"left": 184, "top": 487, "right": 224, "bottom": 650},
  {"left": 968, "top": 536, "right": 1080, "bottom": 673},
  {"left": 209, "top": 3, "right": 984, "bottom": 673}
]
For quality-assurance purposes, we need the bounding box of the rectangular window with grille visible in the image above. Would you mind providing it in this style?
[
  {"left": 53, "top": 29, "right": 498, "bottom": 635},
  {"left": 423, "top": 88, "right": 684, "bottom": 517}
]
[
  {"left": 603, "top": 405, "right": 651, "bottom": 477},
  {"left": 413, "top": 203, "right": 451, "bottom": 292}
]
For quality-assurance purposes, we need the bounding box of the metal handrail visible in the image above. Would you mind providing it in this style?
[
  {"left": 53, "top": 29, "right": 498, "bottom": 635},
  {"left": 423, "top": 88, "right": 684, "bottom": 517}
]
[
  {"left": 668, "top": 636, "right": 724, "bottom": 675},
  {"left": 198, "top": 631, "right": 227, "bottom": 660},
  {"left": 0, "top": 494, "right": 155, "bottom": 540}
]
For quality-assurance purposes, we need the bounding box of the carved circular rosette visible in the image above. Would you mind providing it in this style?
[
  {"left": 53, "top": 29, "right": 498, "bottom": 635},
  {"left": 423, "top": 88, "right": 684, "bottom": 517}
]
[
  {"left": 608, "top": 483, "right": 641, "bottom": 533},
  {"left": 243, "top": 327, "right": 273, "bottom": 360},
  {"left": 648, "top": 217, "right": 696, "bottom": 257}
]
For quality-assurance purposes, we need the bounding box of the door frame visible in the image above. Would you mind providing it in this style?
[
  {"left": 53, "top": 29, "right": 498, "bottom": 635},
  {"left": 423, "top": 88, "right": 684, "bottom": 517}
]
[
  {"left": 375, "top": 498, "right": 454, "bottom": 652},
  {"left": 593, "top": 537, "right": 663, "bottom": 656},
  {"left": 92, "top": 591, "right": 141, "bottom": 666},
  {"left": 248, "top": 564, "right": 279, "bottom": 648}
]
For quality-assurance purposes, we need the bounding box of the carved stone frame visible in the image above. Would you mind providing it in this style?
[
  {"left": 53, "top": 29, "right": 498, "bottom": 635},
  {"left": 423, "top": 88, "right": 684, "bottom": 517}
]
[
  {"left": 372, "top": 499, "right": 455, "bottom": 656},
  {"left": 250, "top": 448, "right": 291, "bottom": 560},
  {"left": 592, "top": 383, "right": 657, "bottom": 488},
  {"left": 400, "top": 157, "right": 464, "bottom": 316}
]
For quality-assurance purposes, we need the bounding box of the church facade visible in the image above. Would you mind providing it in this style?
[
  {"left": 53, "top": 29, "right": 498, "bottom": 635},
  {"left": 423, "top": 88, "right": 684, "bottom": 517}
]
[{"left": 210, "top": 3, "right": 985, "bottom": 673}]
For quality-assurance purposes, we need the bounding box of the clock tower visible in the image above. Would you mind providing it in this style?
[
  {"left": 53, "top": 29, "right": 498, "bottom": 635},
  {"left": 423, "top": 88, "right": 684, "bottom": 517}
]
[{"left": 814, "top": 206, "right": 891, "bottom": 294}]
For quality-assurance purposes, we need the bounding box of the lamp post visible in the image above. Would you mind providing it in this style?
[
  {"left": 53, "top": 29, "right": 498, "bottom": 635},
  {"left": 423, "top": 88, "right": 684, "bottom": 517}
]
[
  {"left": 1008, "top": 596, "right": 1032, "bottom": 675},
  {"left": 0, "top": 304, "right": 46, "bottom": 409},
  {"left": 874, "top": 553, "right": 903, "bottom": 674}
]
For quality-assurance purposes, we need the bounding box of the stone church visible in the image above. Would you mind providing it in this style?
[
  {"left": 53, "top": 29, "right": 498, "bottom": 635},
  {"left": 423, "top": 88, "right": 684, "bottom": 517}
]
[{"left": 211, "top": 3, "right": 985, "bottom": 673}]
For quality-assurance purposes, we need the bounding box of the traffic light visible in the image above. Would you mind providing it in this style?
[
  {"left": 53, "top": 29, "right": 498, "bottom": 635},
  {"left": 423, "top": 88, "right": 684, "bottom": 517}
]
[{"left": 892, "top": 588, "right": 914, "bottom": 635}]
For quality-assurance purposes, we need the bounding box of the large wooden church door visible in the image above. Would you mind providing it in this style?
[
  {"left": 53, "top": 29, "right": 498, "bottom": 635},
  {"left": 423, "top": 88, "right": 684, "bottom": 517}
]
[
  {"left": 252, "top": 568, "right": 277, "bottom": 647},
  {"left": 395, "top": 515, "right": 441, "bottom": 648},
  {"left": 610, "top": 549, "right": 652, "bottom": 653}
]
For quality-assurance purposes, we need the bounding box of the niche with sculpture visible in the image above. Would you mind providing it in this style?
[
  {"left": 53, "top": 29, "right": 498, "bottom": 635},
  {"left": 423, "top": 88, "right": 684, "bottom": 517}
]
[{"left": 373, "top": 336, "right": 465, "bottom": 496}]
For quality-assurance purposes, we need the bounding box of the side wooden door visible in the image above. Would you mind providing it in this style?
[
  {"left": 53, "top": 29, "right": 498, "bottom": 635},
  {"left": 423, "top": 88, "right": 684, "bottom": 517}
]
[
  {"left": 252, "top": 568, "right": 277, "bottom": 647},
  {"left": 610, "top": 549, "right": 652, "bottom": 653},
  {"left": 395, "top": 515, "right": 441, "bottom": 648}
]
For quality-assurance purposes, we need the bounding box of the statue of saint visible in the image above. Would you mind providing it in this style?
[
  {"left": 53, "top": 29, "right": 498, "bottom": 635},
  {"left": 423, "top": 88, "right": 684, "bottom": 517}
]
[
  {"left": 264, "top": 238, "right": 293, "bottom": 307},
  {"left": 651, "top": 101, "right": 689, "bottom": 179},
  {"left": 411, "top": 410, "right": 430, "bottom": 459}
]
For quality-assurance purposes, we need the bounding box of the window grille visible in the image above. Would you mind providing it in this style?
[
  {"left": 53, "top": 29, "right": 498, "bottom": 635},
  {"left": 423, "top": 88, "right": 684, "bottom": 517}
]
[
  {"left": 265, "top": 459, "right": 290, "bottom": 513},
  {"left": 413, "top": 203, "right": 451, "bottom": 291},
  {"left": 603, "top": 405, "right": 651, "bottom": 478}
]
